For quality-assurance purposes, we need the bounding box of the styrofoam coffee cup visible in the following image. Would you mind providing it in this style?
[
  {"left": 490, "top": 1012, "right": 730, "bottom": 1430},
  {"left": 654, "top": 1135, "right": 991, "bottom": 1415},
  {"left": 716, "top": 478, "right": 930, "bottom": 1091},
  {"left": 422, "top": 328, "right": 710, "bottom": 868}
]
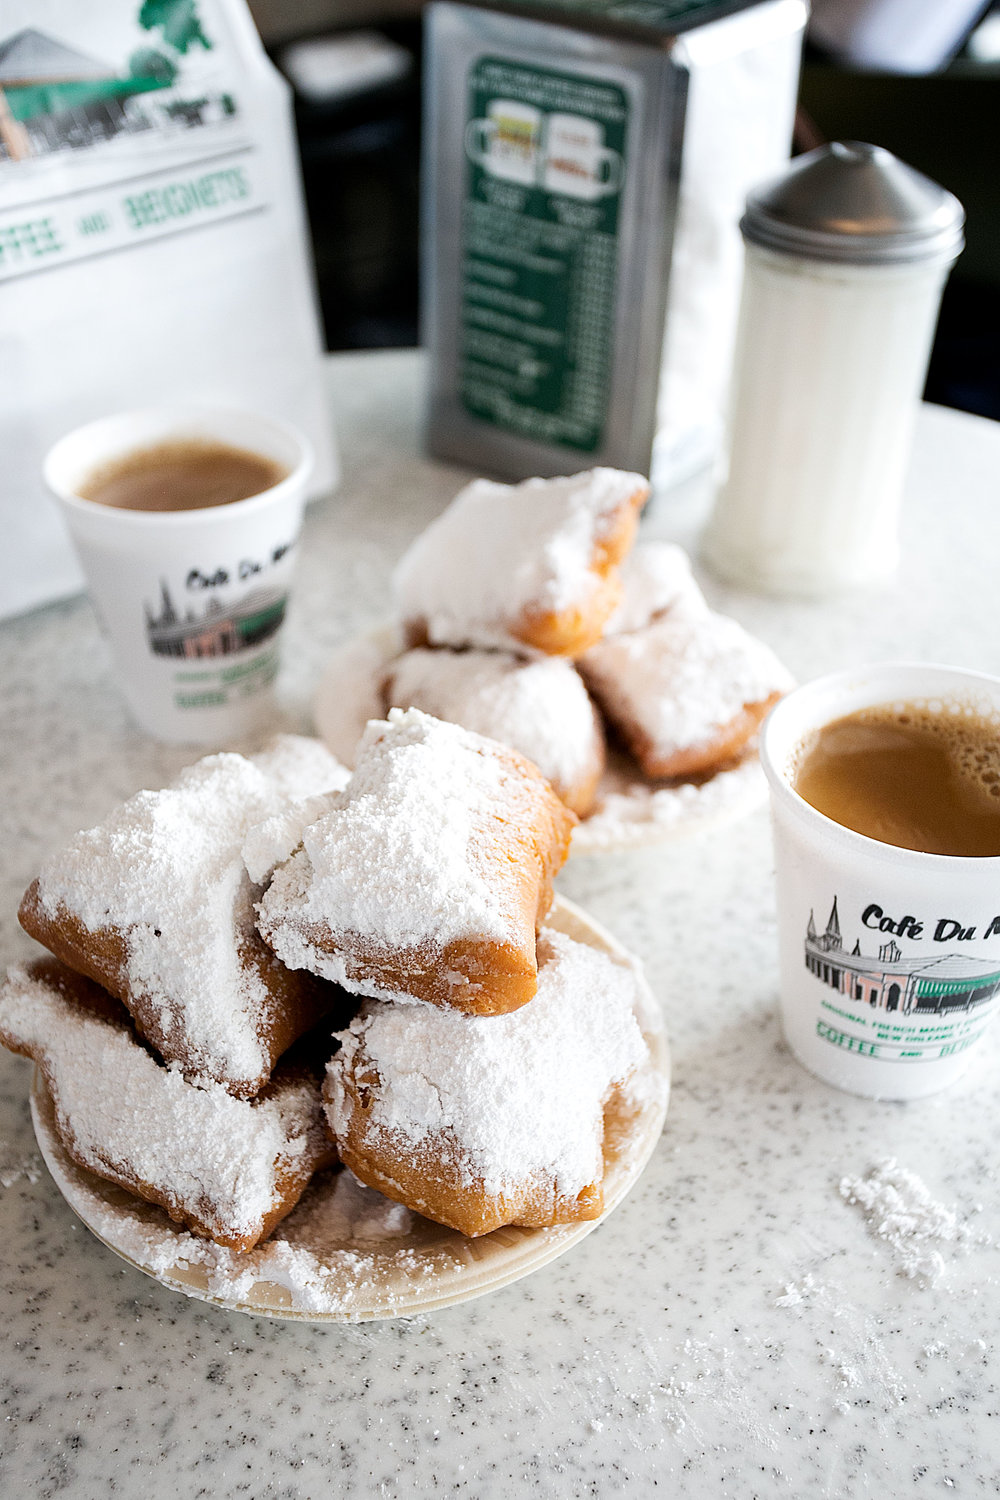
[
  {"left": 44, "top": 406, "right": 312, "bottom": 745},
  {"left": 760, "top": 662, "right": 1000, "bottom": 1100}
]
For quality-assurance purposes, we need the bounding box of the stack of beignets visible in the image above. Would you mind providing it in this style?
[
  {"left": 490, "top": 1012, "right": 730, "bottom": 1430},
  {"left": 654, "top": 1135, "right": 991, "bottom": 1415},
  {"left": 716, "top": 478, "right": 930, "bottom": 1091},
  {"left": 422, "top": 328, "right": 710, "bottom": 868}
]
[
  {"left": 3, "top": 736, "right": 353, "bottom": 1249},
  {"left": 4, "top": 712, "right": 652, "bottom": 1247},
  {"left": 322, "top": 471, "right": 793, "bottom": 821},
  {"left": 253, "top": 710, "right": 649, "bottom": 1236}
]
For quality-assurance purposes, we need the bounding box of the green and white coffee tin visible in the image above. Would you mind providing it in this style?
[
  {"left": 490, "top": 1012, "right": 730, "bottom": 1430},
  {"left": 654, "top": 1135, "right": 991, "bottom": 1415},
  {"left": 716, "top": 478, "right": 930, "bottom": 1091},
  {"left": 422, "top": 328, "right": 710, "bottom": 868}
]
[{"left": 422, "top": 0, "right": 806, "bottom": 485}]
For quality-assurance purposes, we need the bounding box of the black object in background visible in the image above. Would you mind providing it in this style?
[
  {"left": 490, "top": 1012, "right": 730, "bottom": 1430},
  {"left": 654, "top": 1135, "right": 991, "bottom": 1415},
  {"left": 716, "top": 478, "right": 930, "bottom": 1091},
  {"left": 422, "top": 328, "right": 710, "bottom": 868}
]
[
  {"left": 280, "top": 22, "right": 422, "bottom": 351},
  {"left": 280, "top": 20, "right": 997, "bottom": 423}
]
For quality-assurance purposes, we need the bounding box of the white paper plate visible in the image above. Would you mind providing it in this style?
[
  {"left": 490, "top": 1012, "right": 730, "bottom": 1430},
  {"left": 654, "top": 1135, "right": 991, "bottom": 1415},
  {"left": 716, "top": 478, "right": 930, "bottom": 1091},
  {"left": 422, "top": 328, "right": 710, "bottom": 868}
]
[
  {"left": 30, "top": 897, "right": 669, "bottom": 1324},
  {"left": 313, "top": 625, "right": 768, "bottom": 854}
]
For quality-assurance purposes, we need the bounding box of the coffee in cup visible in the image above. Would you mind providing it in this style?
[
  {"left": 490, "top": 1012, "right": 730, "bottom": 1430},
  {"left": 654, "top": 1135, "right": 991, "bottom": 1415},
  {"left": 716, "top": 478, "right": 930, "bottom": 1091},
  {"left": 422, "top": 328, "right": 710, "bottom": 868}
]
[
  {"left": 79, "top": 439, "right": 289, "bottom": 513},
  {"left": 792, "top": 701, "right": 1000, "bottom": 857}
]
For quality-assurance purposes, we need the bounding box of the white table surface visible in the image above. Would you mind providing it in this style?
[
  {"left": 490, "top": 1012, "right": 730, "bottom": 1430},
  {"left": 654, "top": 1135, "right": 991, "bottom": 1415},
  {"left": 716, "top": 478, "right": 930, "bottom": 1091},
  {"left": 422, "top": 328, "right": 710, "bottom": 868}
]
[{"left": 2, "top": 349, "right": 1000, "bottom": 1499}]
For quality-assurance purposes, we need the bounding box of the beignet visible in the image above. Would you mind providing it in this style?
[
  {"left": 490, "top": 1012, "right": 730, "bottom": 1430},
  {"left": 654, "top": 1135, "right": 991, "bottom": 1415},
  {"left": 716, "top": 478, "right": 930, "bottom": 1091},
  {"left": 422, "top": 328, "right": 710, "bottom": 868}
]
[
  {"left": 393, "top": 468, "right": 649, "bottom": 658},
  {"left": 323, "top": 928, "right": 650, "bottom": 1237},
  {"left": 19, "top": 737, "right": 350, "bottom": 1098},
  {"left": 580, "top": 610, "right": 793, "bottom": 779},
  {"left": 0, "top": 958, "right": 338, "bottom": 1251},
  {"left": 383, "top": 647, "right": 605, "bottom": 816},
  {"left": 256, "top": 708, "right": 575, "bottom": 1014},
  {"left": 602, "top": 540, "right": 710, "bottom": 635}
]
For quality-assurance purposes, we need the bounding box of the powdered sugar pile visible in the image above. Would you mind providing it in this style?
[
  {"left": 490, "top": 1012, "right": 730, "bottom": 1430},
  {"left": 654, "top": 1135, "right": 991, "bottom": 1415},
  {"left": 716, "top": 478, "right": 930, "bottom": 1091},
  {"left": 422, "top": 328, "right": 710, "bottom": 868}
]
[
  {"left": 242, "top": 792, "right": 343, "bottom": 887},
  {"left": 581, "top": 611, "right": 793, "bottom": 761},
  {"left": 0, "top": 1150, "right": 42, "bottom": 1188},
  {"left": 326, "top": 928, "right": 649, "bottom": 1197},
  {"left": 259, "top": 709, "right": 543, "bottom": 980},
  {"left": 385, "top": 648, "right": 602, "bottom": 805},
  {"left": 393, "top": 468, "right": 647, "bottom": 650},
  {"left": 2, "top": 964, "right": 327, "bottom": 1243},
  {"left": 250, "top": 734, "right": 351, "bottom": 803},
  {"left": 839, "top": 1158, "right": 984, "bottom": 1284},
  {"left": 33, "top": 738, "right": 346, "bottom": 1084}
]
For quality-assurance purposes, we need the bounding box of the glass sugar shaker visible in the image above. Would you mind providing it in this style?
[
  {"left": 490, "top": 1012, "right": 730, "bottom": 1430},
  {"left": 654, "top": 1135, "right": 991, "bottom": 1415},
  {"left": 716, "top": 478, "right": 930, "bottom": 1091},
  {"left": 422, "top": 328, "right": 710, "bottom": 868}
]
[{"left": 702, "top": 142, "right": 964, "bottom": 596}]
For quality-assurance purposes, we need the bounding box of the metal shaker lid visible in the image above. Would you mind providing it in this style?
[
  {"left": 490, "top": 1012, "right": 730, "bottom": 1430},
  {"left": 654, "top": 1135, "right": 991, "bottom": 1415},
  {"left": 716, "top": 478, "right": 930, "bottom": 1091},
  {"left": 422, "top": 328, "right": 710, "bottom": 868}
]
[{"left": 741, "top": 142, "right": 964, "bottom": 266}]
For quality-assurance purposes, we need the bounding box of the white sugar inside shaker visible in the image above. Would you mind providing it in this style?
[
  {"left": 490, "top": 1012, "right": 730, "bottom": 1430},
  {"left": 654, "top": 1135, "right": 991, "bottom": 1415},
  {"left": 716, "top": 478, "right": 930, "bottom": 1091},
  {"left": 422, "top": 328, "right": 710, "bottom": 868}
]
[{"left": 702, "top": 142, "right": 964, "bottom": 596}]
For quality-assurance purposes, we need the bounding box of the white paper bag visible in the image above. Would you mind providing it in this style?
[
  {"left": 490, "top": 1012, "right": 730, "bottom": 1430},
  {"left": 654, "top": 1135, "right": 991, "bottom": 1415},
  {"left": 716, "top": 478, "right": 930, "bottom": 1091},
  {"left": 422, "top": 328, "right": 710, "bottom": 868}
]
[{"left": 0, "top": 0, "right": 337, "bottom": 618}]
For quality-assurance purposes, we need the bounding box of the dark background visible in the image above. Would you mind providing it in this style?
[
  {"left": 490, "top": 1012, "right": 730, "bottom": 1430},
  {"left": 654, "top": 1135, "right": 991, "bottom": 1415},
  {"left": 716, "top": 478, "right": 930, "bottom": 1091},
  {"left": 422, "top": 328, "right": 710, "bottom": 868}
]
[{"left": 249, "top": 0, "right": 1000, "bottom": 424}]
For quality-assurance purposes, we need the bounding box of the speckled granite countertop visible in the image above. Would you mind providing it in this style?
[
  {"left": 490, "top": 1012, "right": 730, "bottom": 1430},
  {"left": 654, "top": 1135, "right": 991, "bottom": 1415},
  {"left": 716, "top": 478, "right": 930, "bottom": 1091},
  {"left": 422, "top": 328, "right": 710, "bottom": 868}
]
[{"left": 2, "top": 351, "right": 1000, "bottom": 1499}]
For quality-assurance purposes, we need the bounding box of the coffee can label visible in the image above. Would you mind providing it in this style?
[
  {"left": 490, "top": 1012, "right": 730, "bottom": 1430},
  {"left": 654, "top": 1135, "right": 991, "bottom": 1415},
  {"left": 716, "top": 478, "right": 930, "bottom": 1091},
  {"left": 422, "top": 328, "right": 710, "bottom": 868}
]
[{"left": 459, "top": 55, "right": 628, "bottom": 454}]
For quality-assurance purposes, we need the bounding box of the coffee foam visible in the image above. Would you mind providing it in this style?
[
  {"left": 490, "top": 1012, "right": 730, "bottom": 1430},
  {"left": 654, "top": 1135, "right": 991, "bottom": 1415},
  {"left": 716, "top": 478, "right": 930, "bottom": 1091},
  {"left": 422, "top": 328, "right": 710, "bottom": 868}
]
[
  {"left": 874, "top": 699, "right": 1000, "bottom": 806},
  {"left": 794, "top": 698, "right": 1000, "bottom": 778},
  {"left": 792, "top": 697, "right": 1000, "bottom": 825}
]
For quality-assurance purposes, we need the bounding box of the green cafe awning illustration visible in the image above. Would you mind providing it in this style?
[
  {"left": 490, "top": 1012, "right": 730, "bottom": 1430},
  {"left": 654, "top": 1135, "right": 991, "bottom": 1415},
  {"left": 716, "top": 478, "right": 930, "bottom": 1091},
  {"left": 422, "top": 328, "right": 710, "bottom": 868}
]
[
  {"left": 0, "top": 27, "right": 171, "bottom": 161},
  {"left": 0, "top": 4, "right": 212, "bottom": 162},
  {"left": 145, "top": 581, "right": 287, "bottom": 659}
]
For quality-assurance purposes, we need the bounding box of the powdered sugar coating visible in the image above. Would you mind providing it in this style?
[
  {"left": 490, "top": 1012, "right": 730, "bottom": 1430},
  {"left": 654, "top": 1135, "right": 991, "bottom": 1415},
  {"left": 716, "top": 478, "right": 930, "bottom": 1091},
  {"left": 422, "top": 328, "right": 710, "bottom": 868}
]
[
  {"left": 250, "top": 734, "right": 351, "bottom": 803},
  {"left": 263, "top": 710, "right": 513, "bottom": 951},
  {"left": 384, "top": 648, "right": 604, "bottom": 810},
  {"left": 242, "top": 792, "right": 342, "bottom": 887},
  {"left": 603, "top": 541, "right": 710, "bottom": 635},
  {"left": 258, "top": 709, "right": 570, "bottom": 1005},
  {"left": 0, "top": 964, "right": 328, "bottom": 1245},
  {"left": 31, "top": 737, "right": 347, "bottom": 1086},
  {"left": 581, "top": 610, "right": 794, "bottom": 762},
  {"left": 393, "top": 468, "right": 648, "bottom": 652},
  {"left": 325, "top": 928, "right": 648, "bottom": 1201},
  {"left": 26, "top": 898, "right": 670, "bottom": 1320}
]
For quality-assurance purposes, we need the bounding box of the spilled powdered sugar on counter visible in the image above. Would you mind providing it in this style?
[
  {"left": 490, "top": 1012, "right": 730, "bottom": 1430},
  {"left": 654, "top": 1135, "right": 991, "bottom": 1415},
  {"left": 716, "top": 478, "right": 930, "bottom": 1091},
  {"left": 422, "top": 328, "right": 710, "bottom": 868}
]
[
  {"left": 839, "top": 1157, "right": 988, "bottom": 1284},
  {"left": 767, "top": 1160, "right": 998, "bottom": 1419},
  {"left": 0, "top": 1149, "right": 42, "bottom": 1188},
  {"left": 773, "top": 1266, "right": 910, "bottom": 1413}
]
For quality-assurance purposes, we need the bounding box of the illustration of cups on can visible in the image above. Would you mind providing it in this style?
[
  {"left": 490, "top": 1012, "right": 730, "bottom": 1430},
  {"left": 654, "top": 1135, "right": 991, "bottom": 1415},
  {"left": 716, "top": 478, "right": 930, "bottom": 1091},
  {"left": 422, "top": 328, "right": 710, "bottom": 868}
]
[
  {"left": 465, "top": 99, "right": 543, "bottom": 185},
  {"left": 542, "top": 113, "right": 623, "bottom": 200}
]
